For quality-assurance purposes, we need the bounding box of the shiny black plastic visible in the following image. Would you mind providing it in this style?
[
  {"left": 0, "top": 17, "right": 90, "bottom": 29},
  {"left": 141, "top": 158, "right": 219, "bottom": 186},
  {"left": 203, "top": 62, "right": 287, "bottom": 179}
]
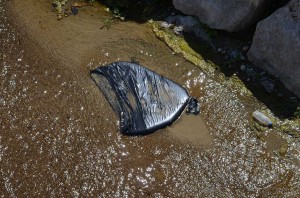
[
  {"left": 186, "top": 97, "right": 200, "bottom": 115},
  {"left": 91, "top": 62, "right": 190, "bottom": 135}
]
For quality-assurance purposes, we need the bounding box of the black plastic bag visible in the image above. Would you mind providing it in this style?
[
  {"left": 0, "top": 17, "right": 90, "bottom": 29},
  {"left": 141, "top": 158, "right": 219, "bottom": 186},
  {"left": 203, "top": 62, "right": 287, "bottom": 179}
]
[{"left": 91, "top": 62, "right": 191, "bottom": 135}]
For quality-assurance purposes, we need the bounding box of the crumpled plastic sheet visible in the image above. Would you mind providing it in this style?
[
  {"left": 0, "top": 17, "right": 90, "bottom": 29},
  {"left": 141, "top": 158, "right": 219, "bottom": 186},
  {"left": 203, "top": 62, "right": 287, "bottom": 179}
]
[{"left": 91, "top": 62, "right": 190, "bottom": 135}]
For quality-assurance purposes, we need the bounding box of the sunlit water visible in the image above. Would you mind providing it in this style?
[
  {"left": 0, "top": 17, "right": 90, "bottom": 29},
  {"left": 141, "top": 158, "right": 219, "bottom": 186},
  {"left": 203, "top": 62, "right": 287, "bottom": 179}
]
[{"left": 1, "top": 1, "right": 300, "bottom": 197}]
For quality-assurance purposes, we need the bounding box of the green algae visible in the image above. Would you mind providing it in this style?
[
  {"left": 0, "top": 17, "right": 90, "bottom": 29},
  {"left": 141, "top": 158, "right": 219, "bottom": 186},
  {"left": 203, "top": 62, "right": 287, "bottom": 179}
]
[
  {"left": 151, "top": 21, "right": 215, "bottom": 76},
  {"left": 225, "top": 75, "right": 253, "bottom": 97},
  {"left": 52, "top": 0, "right": 69, "bottom": 20},
  {"left": 279, "top": 120, "right": 300, "bottom": 138}
]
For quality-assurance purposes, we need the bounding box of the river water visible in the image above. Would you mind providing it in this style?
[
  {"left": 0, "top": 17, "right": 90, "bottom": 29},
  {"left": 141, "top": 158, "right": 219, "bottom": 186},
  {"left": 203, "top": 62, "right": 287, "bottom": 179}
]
[{"left": 1, "top": 1, "right": 300, "bottom": 197}]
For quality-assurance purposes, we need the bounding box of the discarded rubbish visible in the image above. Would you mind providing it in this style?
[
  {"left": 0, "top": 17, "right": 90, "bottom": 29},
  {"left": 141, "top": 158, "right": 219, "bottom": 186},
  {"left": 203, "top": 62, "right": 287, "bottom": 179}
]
[
  {"left": 91, "top": 62, "right": 195, "bottom": 135},
  {"left": 71, "top": 6, "right": 78, "bottom": 15},
  {"left": 252, "top": 110, "right": 273, "bottom": 127},
  {"left": 186, "top": 97, "right": 200, "bottom": 115}
]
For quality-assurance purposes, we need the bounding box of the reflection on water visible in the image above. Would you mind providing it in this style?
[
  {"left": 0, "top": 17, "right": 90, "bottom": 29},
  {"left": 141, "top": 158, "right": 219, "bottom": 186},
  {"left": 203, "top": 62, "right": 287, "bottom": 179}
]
[{"left": 1, "top": 2, "right": 300, "bottom": 197}]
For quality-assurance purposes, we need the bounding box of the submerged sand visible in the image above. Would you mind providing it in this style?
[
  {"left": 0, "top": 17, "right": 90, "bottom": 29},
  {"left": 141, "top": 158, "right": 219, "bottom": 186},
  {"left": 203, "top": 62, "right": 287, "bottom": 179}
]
[{"left": 1, "top": 0, "right": 298, "bottom": 197}]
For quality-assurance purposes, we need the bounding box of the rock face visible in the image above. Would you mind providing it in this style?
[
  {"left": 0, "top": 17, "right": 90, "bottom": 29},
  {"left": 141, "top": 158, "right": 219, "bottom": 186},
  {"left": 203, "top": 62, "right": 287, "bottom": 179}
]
[
  {"left": 248, "top": 0, "right": 300, "bottom": 97},
  {"left": 172, "top": 0, "right": 267, "bottom": 32}
]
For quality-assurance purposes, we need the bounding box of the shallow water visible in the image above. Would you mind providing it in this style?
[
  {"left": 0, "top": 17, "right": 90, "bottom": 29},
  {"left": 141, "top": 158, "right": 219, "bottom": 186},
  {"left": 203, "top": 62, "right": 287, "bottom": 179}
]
[{"left": 1, "top": 1, "right": 300, "bottom": 197}]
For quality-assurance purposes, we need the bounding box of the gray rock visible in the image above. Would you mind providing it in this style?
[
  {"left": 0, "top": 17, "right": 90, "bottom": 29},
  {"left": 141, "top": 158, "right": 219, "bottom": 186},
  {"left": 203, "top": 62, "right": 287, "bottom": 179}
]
[
  {"left": 172, "top": 0, "right": 267, "bottom": 32},
  {"left": 248, "top": 0, "right": 300, "bottom": 97},
  {"left": 242, "top": 46, "right": 249, "bottom": 51}
]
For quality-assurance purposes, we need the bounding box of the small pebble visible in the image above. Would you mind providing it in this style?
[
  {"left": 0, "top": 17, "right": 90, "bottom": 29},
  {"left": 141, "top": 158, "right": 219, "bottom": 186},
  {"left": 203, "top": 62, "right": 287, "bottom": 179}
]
[
  {"left": 260, "top": 80, "right": 275, "bottom": 94},
  {"left": 160, "top": 21, "right": 171, "bottom": 28},
  {"left": 174, "top": 26, "right": 183, "bottom": 35},
  {"left": 71, "top": 6, "right": 78, "bottom": 15},
  {"left": 240, "top": 64, "right": 246, "bottom": 71},
  {"left": 230, "top": 50, "right": 240, "bottom": 59},
  {"left": 242, "top": 46, "right": 249, "bottom": 51},
  {"left": 260, "top": 71, "right": 266, "bottom": 76},
  {"left": 277, "top": 92, "right": 283, "bottom": 97},
  {"left": 279, "top": 144, "right": 288, "bottom": 157},
  {"left": 290, "top": 97, "right": 298, "bottom": 102}
]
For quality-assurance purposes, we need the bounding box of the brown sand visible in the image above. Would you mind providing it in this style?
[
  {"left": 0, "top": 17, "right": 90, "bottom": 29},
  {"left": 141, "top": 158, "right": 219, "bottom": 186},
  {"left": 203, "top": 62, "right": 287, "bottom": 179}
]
[
  {"left": 7, "top": 0, "right": 213, "bottom": 146},
  {"left": 266, "top": 132, "right": 287, "bottom": 151},
  {"left": 168, "top": 114, "right": 212, "bottom": 148},
  {"left": 2, "top": 1, "right": 299, "bottom": 197}
]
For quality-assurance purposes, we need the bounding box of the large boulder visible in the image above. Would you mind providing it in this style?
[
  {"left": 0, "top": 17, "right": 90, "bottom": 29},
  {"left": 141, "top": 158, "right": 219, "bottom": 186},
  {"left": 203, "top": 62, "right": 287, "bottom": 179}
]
[
  {"left": 248, "top": 0, "right": 300, "bottom": 97},
  {"left": 172, "top": 0, "right": 267, "bottom": 32}
]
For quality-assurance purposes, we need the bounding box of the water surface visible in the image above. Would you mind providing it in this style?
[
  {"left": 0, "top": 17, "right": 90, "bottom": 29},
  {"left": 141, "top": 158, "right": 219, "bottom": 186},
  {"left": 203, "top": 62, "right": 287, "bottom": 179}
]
[{"left": 1, "top": 1, "right": 300, "bottom": 197}]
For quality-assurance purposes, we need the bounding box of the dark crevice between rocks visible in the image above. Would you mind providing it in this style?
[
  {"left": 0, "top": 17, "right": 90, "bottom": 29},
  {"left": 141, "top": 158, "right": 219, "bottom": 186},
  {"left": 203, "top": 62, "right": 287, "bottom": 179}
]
[
  {"left": 89, "top": 0, "right": 290, "bottom": 25},
  {"left": 97, "top": 0, "right": 175, "bottom": 22},
  {"left": 253, "top": 0, "right": 291, "bottom": 23},
  {"left": 266, "top": 0, "right": 291, "bottom": 16}
]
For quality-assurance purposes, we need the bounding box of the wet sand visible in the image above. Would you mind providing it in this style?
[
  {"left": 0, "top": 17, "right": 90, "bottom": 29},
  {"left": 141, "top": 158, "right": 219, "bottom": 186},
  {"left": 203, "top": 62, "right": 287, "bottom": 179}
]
[
  {"left": 168, "top": 114, "right": 212, "bottom": 148},
  {"left": 266, "top": 132, "right": 287, "bottom": 151},
  {"left": 7, "top": 0, "right": 212, "bottom": 146}
]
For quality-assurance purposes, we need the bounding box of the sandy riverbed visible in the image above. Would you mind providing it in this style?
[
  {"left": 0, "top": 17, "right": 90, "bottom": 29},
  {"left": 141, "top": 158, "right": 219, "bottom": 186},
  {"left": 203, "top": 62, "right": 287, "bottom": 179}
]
[{"left": 1, "top": 0, "right": 299, "bottom": 197}]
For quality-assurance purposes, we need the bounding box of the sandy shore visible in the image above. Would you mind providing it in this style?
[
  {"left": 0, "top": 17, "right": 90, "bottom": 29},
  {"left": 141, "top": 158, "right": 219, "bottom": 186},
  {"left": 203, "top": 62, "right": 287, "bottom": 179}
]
[{"left": 7, "top": 0, "right": 213, "bottom": 146}]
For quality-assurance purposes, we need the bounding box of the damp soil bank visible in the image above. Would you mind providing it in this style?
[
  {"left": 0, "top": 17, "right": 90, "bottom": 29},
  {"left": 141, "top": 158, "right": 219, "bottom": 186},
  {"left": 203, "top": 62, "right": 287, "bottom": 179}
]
[{"left": 1, "top": 0, "right": 300, "bottom": 197}]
